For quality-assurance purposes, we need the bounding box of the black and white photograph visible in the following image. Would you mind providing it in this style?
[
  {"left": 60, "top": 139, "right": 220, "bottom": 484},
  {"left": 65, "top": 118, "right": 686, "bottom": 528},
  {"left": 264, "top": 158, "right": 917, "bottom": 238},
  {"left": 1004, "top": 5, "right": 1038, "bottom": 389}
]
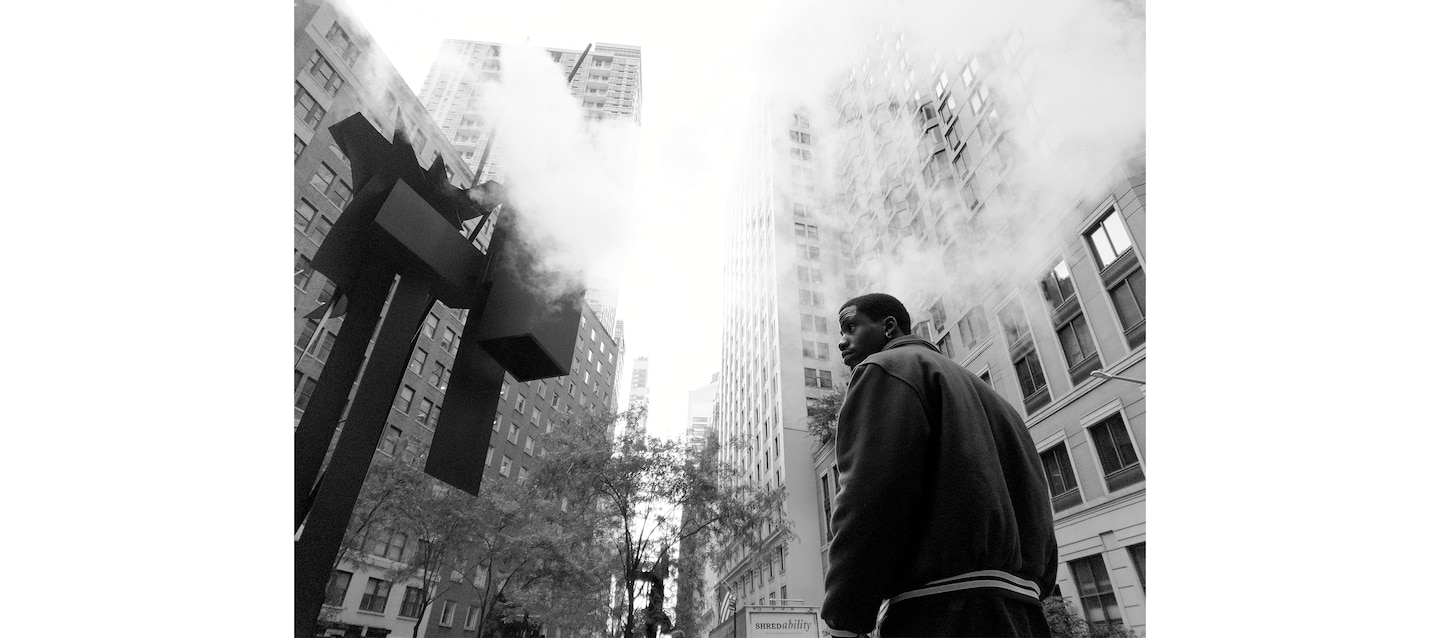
[
  {"left": 10, "top": 1, "right": 1438, "bottom": 636},
  {"left": 291, "top": 1, "right": 1145, "bottom": 636}
]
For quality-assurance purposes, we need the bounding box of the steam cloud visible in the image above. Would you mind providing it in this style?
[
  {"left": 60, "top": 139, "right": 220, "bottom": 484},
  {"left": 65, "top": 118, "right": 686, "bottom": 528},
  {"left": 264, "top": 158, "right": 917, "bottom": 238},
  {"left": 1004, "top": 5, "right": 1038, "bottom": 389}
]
[{"left": 743, "top": 0, "right": 1146, "bottom": 313}]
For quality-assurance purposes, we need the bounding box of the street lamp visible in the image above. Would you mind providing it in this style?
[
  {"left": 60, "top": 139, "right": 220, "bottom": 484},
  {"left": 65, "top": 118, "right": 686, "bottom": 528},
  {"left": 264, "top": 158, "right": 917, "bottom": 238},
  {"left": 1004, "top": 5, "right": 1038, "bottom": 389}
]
[{"left": 1090, "top": 370, "right": 1145, "bottom": 385}]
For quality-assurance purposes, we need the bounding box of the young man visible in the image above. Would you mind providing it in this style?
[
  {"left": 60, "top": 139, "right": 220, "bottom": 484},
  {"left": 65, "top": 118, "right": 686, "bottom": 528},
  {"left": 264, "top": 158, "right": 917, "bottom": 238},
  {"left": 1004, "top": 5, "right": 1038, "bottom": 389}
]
[{"left": 822, "top": 293, "right": 1058, "bottom": 638}]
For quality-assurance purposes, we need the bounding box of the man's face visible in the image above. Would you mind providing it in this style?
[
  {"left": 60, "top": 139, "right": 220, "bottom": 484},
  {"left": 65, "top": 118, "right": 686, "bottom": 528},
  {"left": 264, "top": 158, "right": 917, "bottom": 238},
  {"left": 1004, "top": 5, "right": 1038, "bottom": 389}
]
[{"left": 838, "top": 305, "right": 894, "bottom": 369}]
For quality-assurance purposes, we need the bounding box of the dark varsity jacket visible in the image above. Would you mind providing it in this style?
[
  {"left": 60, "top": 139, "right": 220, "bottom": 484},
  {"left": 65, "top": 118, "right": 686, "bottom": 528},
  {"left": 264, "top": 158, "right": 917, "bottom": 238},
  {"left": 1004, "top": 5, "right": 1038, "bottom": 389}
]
[{"left": 821, "top": 335, "right": 1058, "bottom": 636}]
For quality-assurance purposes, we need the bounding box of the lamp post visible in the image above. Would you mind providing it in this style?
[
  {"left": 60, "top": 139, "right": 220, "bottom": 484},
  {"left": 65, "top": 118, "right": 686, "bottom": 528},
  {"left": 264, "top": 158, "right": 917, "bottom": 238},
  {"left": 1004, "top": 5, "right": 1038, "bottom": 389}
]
[{"left": 1090, "top": 370, "right": 1145, "bottom": 385}]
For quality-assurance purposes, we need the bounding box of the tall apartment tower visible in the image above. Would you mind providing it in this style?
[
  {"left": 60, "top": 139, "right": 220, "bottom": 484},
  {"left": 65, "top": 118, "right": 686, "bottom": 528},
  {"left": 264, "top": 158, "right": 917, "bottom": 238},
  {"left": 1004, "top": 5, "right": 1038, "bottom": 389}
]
[
  {"left": 711, "top": 100, "right": 842, "bottom": 621},
  {"left": 294, "top": 3, "right": 624, "bottom": 637},
  {"left": 414, "top": 40, "right": 640, "bottom": 334},
  {"left": 686, "top": 373, "right": 720, "bottom": 447},
  {"left": 627, "top": 356, "right": 650, "bottom": 415},
  {"left": 817, "top": 25, "right": 1147, "bottom": 635},
  {"left": 676, "top": 373, "right": 721, "bottom": 636}
]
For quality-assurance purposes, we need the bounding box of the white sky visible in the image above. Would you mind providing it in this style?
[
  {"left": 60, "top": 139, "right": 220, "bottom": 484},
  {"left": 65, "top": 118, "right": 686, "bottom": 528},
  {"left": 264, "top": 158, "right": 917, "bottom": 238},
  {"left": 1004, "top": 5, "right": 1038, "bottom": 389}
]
[{"left": 339, "top": 0, "right": 801, "bottom": 440}]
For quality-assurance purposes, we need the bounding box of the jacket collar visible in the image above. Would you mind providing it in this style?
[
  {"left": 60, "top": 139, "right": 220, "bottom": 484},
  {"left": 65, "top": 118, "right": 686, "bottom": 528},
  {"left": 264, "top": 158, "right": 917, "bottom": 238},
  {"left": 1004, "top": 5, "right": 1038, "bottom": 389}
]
[{"left": 882, "top": 333, "right": 941, "bottom": 354}]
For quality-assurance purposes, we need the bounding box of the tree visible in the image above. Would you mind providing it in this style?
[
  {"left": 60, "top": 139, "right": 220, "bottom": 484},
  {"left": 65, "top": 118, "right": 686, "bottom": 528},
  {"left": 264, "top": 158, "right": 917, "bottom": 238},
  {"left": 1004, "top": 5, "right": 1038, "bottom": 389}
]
[
  {"left": 446, "top": 474, "right": 611, "bottom": 638},
  {"left": 532, "top": 405, "right": 788, "bottom": 638},
  {"left": 1043, "top": 595, "right": 1139, "bottom": 638},
  {"left": 806, "top": 387, "right": 846, "bottom": 447},
  {"left": 345, "top": 456, "right": 476, "bottom": 638}
]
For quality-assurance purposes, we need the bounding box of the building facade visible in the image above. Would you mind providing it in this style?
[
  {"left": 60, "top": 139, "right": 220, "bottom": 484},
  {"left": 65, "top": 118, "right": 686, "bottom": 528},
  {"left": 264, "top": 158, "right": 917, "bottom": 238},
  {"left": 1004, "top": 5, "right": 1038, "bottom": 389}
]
[
  {"left": 710, "top": 23, "right": 1146, "bottom": 638},
  {"left": 816, "top": 24, "right": 1147, "bottom": 636},
  {"left": 295, "top": 2, "right": 624, "bottom": 636},
  {"left": 710, "top": 99, "right": 842, "bottom": 624}
]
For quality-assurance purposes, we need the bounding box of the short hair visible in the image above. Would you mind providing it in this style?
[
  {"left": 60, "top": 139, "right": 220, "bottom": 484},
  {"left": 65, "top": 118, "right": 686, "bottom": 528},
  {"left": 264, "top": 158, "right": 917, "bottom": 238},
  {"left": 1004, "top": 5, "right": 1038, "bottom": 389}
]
[{"left": 840, "top": 293, "right": 912, "bottom": 335}]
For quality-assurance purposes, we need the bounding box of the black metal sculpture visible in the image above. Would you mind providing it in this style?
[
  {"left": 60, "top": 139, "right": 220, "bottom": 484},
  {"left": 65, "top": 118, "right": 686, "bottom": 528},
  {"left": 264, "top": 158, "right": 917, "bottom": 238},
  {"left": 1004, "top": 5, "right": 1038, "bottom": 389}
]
[{"left": 294, "top": 113, "right": 582, "bottom": 637}]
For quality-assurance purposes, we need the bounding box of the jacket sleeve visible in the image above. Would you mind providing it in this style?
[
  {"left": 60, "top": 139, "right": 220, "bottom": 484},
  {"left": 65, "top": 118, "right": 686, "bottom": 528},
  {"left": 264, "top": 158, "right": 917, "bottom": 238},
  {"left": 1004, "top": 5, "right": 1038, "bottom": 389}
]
[{"left": 821, "top": 362, "right": 929, "bottom": 634}]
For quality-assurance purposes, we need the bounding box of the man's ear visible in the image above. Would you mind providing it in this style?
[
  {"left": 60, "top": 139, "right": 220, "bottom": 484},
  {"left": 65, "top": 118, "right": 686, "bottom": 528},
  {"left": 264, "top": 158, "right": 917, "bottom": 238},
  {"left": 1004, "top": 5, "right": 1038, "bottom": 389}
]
[{"left": 884, "top": 316, "right": 897, "bottom": 338}]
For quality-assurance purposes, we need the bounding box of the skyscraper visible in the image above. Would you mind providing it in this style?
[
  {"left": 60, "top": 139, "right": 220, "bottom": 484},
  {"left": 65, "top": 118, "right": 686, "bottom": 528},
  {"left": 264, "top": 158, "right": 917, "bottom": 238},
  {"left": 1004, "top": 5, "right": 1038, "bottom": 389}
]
[
  {"left": 711, "top": 99, "right": 838, "bottom": 617},
  {"left": 686, "top": 373, "right": 720, "bottom": 448}
]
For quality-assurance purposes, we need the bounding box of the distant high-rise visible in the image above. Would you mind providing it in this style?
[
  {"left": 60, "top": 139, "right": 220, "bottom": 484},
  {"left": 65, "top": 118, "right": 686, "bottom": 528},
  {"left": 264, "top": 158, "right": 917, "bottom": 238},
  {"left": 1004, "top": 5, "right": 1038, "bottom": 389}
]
[
  {"left": 686, "top": 373, "right": 719, "bottom": 448},
  {"left": 628, "top": 355, "right": 650, "bottom": 413},
  {"left": 711, "top": 99, "right": 836, "bottom": 618}
]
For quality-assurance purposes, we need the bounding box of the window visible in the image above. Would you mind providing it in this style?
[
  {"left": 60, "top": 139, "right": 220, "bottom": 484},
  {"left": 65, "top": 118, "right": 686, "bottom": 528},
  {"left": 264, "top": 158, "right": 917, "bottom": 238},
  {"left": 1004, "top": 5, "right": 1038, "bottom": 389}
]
[
  {"left": 1040, "top": 444, "right": 1082, "bottom": 512},
  {"left": 530, "top": 407, "right": 540, "bottom": 425},
  {"left": 1085, "top": 207, "right": 1135, "bottom": 270},
  {"left": 294, "top": 82, "right": 326, "bottom": 128},
  {"left": 1056, "top": 314, "right": 1099, "bottom": 381},
  {"left": 295, "top": 377, "right": 317, "bottom": 411},
  {"left": 801, "top": 314, "right": 827, "bottom": 333},
  {"left": 428, "top": 362, "right": 449, "bottom": 390},
  {"left": 295, "top": 135, "right": 307, "bottom": 161},
  {"left": 440, "top": 327, "right": 458, "bottom": 354},
  {"left": 798, "top": 244, "right": 820, "bottom": 260},
  {"left": 416, "top": 398, "right": 434, "bottom": 426},
  {"left": 1109, "top": 267, "right": 1147, "bottom": 348},
  {"left": 1069, "top": 554, "right": 1124, "bottom": 633},
  {"left": 797, "top": 265, "right": 823, "bottom": 284},
  {"left": 394, "top": 386, "right": 415, "bottom": 413},
  {"left": 524, "top": 435, "right": 535, "bottom": 456},
  {"left": 799, "top": 289, "right": 825, "bottom": 307},
  {"left": 1039, "top": 261, "right": 1077, "bottom": 311},
  {"left": 957, "top": 306, "right": 991, "bottom": 350},
  {"left": 802, "top": 339, "right": 830, "bottom": 360},
  {"left": 325, "top": 570, "right": 353, "bottom": 607},
  {"left": 1088, "top": 413, "right": 1143, "bottom": 491},
  {"left": 309, "top": 163, "right": 336, "bottom": 194},
  {"left": 294, "top": 254, "right": 314, "bottom": 289},
  {"left": 307, "top": 50, "right": 345, "bottom": 94},
  {"left": 1012, "top": 350, "right": 1050, "bottom": 412},
  {"left": 325, "top": 22, "right": 361, "bottom": 65},
  {"left": 408, "top": 347, "right": 428, "bottom": 375},
  {"left": 937, "top": 333, "right": 954, "bottom": 358},
  {"left": 439, "top": 600, "right": 457, "bottom": 627},
  {"left": 465, "top": 605, "right": 482, "bottom": 630},
  {"left": 793, "top": 223, "right": 819, "bottom": 239},
  {"left": 380, "top": 426, "right": 401, "bottom": 456},
  {"left": 1128, "top": 543, "right": 1146, "bottom": 592},
  {"left": 979, "top": 369, "right": 993, "bottom": 387},
  {"left": 327, "top": 179, "right": 353, "bottom": 210},
  {"left": 422, "top": 313, "right": 439, "bottom": 338},
  {"left": 998, "top": 299, "right": 1030, "bottom": 348},
  {"left": 399, "top": 586, "right": 425, "bottom": 618},
  {"left": 486, "top": 446, "right": 494, "bottom": 466},
  {"left": 516, "top": 394, "right": 528, "bottom": 413},
  {"left": 359, "top": 577, "right": 391, "bottom": 613},
  {"left": 508, "top": 423, "right": 520, "bottom": 444},
  {"left": 789, "top": 130, "right": 811, "bottom": 144},
  {"left": 499, "top": 455, "right": 513, "bottom": 477},
  {"left": 804, "top": 368, "right": 833, "bottom": 389},
  {"left": 295, "top": 199, "right": 319, "bottom": 232},
  {"left": 310, "top": 332, "right": 336, "bottom": 363}
]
